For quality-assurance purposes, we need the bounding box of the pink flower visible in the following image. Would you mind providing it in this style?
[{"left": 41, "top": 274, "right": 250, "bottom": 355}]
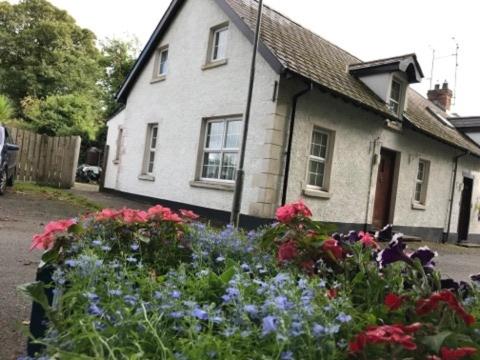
[
  {"left": 148, "top": 205, "right": 182, "bottom": 222},
  {"left": 359, "top": 231, "right": 380, "bottom": 250},
  {"left": 31, "top": 219, "right": 76, "bottom": 250},
  {"left": 277, "top": 240, "right": 298, "bottom": 262},
  {"left": 275, "top": 201, "right": 312, "bottom": 223},
  {"left": 179, "top": 209, "right": 200, "bottom": 220},
  {"left": 120, "top": 209, "right": 149, "bottom": 224},
  {"left": 95, "top": 208, "right": 122, "bottom": 221}
]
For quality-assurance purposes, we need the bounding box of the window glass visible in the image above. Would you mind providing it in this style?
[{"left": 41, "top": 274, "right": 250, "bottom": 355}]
[
  {"left": 307, "top": 128, "right": 330, "bottom": 189},
  {"left": 201, "top": 118, "right": 241, "bottom": 182},
  {"left": 159, "top": 49, "right": 168, "bottom": 76},
  {"left": 414, "top": 159, "right": 429, "bottom": 204},
  {"left": 212, "top": 27, "right": 228, "bottom": 61},
  {"left": 143, "top": 124, "right": 158, "bottom": 175}
]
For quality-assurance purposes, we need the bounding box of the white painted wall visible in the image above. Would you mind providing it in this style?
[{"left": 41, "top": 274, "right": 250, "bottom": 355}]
[
  {"left": 105, "top": 0, "right": 279, "bottom": 216},
  {"left": 105, "top": 109, "right": 125, "bottom": 190},
  {"left": 280, "top": 77, "right": 480, "bottom": 239}
]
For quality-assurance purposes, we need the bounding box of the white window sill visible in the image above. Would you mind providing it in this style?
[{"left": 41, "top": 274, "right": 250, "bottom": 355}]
[
  {"left": 201, "top": 59, "right": 228, "bottom": 71},
  {"left": 190, "top": 180, "right": 234, "bottom": 192},
  {"left": 138, "top": 174, "right": 155, "bottom": 182},
  {"left": 303, "top": 187, "right": 331, "bottom": 199},
  {"left": 411, "top": 202, "right": 426, "bottom": 211},
  {"left": 151, "top": 75, "right": 166, "bottom": 84}
]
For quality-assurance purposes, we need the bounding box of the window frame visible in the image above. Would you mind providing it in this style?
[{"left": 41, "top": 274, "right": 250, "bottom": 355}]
[
  {"left": 141, "top": 123, "right": 159, "bottom": 176},
  {"left": 388, "top": 77, "right": 405, "bottom": 116},
  {"left": 198, "top": 116, "right": 242, "bottom": 183},
  {"left": 413, "top": 159, "right": 430, "bottom": 205},
  {"left": 203, "top": 22, "right": 229, "bottom": 69},
  {"left": 152, "top": 45, "right": 169, "bottom": 82},
  {"left": 113, "top": 127, "right": 123, "bottom": 164},
  {"left": 305, "top": 126, "right": 335, "bottom": 193}
]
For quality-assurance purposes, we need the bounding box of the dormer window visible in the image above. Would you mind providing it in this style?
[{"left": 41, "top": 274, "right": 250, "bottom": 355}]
[{"left": 389, "top": 78, "right": 403, "bottom": 115}]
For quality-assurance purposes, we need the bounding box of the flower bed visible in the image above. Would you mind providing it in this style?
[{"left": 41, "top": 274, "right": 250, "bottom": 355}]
[{"left": 22, "top": 202, "right": 480, "bottom": 359}]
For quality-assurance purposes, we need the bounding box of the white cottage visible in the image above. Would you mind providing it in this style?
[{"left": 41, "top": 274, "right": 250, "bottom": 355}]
[{"left": 104, "top": 0, "right": 480, "bottom": 243}]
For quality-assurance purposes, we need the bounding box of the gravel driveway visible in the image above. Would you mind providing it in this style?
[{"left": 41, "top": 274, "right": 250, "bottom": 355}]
[{"left": 1, "top": 183, "right": 479, "bottom": 359}]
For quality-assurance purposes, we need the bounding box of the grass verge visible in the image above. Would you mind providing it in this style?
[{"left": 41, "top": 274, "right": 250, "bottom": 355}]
[{"left": 14, "top": 182, "right": 102, "bottom": 212}]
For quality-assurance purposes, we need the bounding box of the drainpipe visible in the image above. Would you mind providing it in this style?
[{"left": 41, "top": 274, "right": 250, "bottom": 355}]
[
  {"left": 281, "top": 82, "right": 313, "bottom": 205},
  {"left": 443, "top": 151, "right": 469, "bottom": 243},
  {"left": 364, "top": 137, "right": 381, "bottom": 231}
]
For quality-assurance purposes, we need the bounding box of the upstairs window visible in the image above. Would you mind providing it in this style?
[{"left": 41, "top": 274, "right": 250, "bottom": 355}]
[
  {"left": 211, "top": 26, "right": 228, "bottom": 61},
  {"left": 152, "top": 46, "right": 168, "bottom": 81},
  {"left": 114, "top": 127, "right": 123, "bottom": 163},
  {"left": 142, "top": 124, "right": 158, "bottom": 175},
  {"left": 389, "top": 78, "right": 403, "bottom": 115},
  {"left": 306, "top": 127, "right": 333, "bottom": 191},
  {"left": 200, "top": 118, "right": 241, "bottom": 182},
  {"left": 414, "top": 159, "right": 430, "bottom": 205}
]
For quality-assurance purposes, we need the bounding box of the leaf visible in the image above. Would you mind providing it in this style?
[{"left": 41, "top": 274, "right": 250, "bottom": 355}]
[
  {"left": 68, "top": 223, "right": 84, "bottom": 235},
  {"left": 136, "top": 233, "right": 151, "bottom": 244},
  {"left": 41, "top": 248, "right": 60, "bottom": 265},
  {"left": 219, "top": 266, "right": 235, "bottom": 284},
  {"left": 18, "top": 281, "right": 51, "bottom": 311},
  {"left": 421, "top": 331, "right": 452, "bottom": 353}
]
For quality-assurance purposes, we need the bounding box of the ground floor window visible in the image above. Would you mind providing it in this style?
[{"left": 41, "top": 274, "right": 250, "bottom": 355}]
[
  {"left": 414, "top": 159, "right": 430, "bottom": 204},
  {"left": 142, "top": 124, "right": 158, "bottom": 175},
  {"left": 200, "top": 118, "right": 241, "bottom": 182},
  {"left": 306, "top": 126, "right": 333, "bottom": 191}
]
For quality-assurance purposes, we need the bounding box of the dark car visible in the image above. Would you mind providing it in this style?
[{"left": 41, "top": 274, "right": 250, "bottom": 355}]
[{"left": 0, "top": 125, "right": 19, "bottom": 195}]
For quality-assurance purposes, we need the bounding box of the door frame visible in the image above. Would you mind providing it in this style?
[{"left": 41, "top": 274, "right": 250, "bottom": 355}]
[{"left": 457, "top": 176, "right": 473, "bottom": 242}]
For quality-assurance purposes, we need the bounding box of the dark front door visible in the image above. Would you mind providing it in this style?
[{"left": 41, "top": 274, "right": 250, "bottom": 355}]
[
  {"left": 457, "top": 177, "right": 473, "bottom": 242},
  {"left": 372, "top": 149, "right": 396, "bottom": 229}
]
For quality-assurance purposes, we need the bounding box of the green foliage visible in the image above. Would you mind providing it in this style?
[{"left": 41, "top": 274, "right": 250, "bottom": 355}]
[
  {"left": 21, "top": 93, "right": 103, "bottom": 140},
  {"left": 0, "top": 0, "right": 102, "bottom": 106},
  {"left": 0, "top": 94, "right": 13, "bottom": 123}
]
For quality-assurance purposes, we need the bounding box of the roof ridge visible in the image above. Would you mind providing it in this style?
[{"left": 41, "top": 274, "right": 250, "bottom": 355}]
[
  {"left": 243, "top": 0, "right": 362, "bottom": 62},
  {"left": 350, "top": 53, "right": 417, "bottom": 67}
]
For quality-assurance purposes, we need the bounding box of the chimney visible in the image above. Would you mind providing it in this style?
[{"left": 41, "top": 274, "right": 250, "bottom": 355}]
[{"left": 427, "top": 81, "right": 453, "bottom": 112}]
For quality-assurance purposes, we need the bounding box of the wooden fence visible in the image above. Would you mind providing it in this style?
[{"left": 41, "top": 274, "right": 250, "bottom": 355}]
[{"left": 9, "top": 128, "right": 81, "bottom": 188}]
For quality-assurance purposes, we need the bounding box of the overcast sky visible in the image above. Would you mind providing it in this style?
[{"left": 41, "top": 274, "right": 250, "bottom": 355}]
[{"left": 16, "top": 0, "right": 480, "bottom": 115}]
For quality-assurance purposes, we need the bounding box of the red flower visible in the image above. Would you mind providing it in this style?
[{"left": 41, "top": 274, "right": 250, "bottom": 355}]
[
  {"left": 275, "top": 201, "right": 312, "bottom": 223},
  {"left": 31, "top": 218, "right": 76, "bottom": 250},
  {"left": 95, "top": 208, "right": 122, "bottom": 221},
  {"left": 416, "top": 290, "right": 476, "bottom": 326},
  {"left": 384, "top": 293, "right": 407, "bottom": 311},
  {"left": 322, "top": 238, "right": 344, "bottom": 261},
  {"left": 349, "top": 323, "right": 422, "bottom": 353},
  {"left": 326, "top": 288, "right": 337, "bottom": 299},
  {"left": 277, "top": 240, "right": 298, "bottom": 262},
  {"left": 301, "top": 259, "right": 315, "bottom": 275},
  {"left": 359, "top": 231, "right": 380, "bottom": 250},
  {"left": 440, "top": 347, "right": 477, "bottom": 360},
  {"left": 179, "top": 209, "right": 200, "bottom": 220}
]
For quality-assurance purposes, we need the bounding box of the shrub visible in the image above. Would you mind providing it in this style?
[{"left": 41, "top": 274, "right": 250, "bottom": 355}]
[{"left": 22, "top": 202, "right": 480, "bottom": 359}]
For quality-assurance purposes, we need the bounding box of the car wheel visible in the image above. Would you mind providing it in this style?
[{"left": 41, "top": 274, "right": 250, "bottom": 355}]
[
  {"left": 0, "top": 166, "right": 7, "bottom": 195},
  {"left": 7, "top": 168, "right": 15, "bottom": 186}
]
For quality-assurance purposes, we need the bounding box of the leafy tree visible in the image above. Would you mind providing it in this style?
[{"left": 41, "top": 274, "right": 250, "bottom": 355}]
[
  {"left": 99, "top": 37, "right": 139, "bottom": 116},
  {"left": 22, "top": 93, "right": 102, "bottom": 140},
  {"left": 0, "top": 95, "right": 13, "bottom": 124},
  {"left": 0, "top": 0, "right": 102, "bottom": 107}
]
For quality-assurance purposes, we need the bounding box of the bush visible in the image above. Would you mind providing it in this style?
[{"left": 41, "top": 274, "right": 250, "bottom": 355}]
[{"left": 22, "top": 202, "right": 480, "bottom": 359}]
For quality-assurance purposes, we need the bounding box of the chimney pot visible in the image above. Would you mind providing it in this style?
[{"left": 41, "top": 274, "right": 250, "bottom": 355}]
[
  {"left": 442, "top": 81, "right": 449, "bottom": 90},
  {"left": 427, "top": 82, "right": 453, "bottom": 112},
  {"left": 434, "top": 84, "right": 440, "bottom": 90}
]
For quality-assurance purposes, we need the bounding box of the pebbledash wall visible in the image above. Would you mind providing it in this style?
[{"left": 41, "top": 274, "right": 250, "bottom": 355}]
[
  {"left": 279, "top": 77, "right": 480, "bottom": 242},
  {"left": 104, "top": 0, "right": 281, "bottom": 221}
]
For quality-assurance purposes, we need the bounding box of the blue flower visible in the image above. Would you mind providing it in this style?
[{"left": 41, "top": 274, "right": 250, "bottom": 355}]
[
  {"left": 211, "top": 316, "right": 224, "bottom": 324},
  {"left": 262, "top": 315, "right": 277, "bottom": 336},
  {"left": 131, "top": 243, "right": 140, "bottom": 251},
  {"left": 108, "top": 289, "right": 122, "bottom": 296},
  {"left": 101, "top": 245, "right": 111, "bottom": 252},
  {"left": 88, "top": 304, "right": 104, "bottom": 317},
  {"left": 170, "top": 311, "right": 183, "bottom": 319},
  {"left": 244, "top": 304, "right": 258, "bottom": 316},
  {"left": 325, "top": 324, "right": 340, "bottom": 335},
  {"left": 65, "top": 259, "right": 77, "bottom": 268},
  {"left": 85, "top": 292, "right": 99, "bottom": 302},
  {"left": 192, "top": 308, "right": 208, "bottom": 320},
  {"left": 240, "top": 263, "right": 250, "bottom": 272},
  {"left": 290, "top": 321, "right": 303, "bottom": 337},
  {"left": 274, "top": 296, "right": 292, "bottom": 310},
  {"left": 171, "top": 290, "right": 181, "bottom": 299},
  {"left": 124, "top": 295, "right": 138, "bottom": 306},
  {"left": 336, "top": 312, "right": 352, "bottom": 323},
  {"left": 154, "top": 291, "right": 162, "bottom": 300},
  {"left": 92, "top": 239, "right": 102, "bottom": 247},
  {"left": 312, "top": 323, "right": 325, "bottom": 337},
  {"left": 273, "top": 273, "right": 290, "bottom": 284},
  {"left": 126, "top": 256, "right": 137, "bottom": 263},
  {"left": 281, "top": 351, "right": 294, "bottom": 360},
  {"left": 215, "top": 256, "right": 225, "bottom": 262}
]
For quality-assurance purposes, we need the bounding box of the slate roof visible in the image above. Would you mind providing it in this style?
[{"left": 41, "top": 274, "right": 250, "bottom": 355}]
[
  {"left": 449, "top": 117, "right": 480, "bottom": 129},
  {"left": 225, "top": 0, "right": 480, "bottom": 155}
]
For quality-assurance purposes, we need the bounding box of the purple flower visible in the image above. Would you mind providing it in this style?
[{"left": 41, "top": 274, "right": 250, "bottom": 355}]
[
  {"left": 262, "top": 315, "right": 277, "bottom": 336},
  {"left": 192, "top": 308, "right": 208, "bottom": 320},
  {"left": 471, "top": 273, "right": 480, "bottom": 283},
  {"left": 409, "top": 246, "right": 437, "bottom": 268},
  {"left": 170, "top": 311, "right": 183, "bottom": 319},
  {"left": 281, "top": 351, "right": 294, "bottom": 360},
  {"left": 347, "top": 230, "right": 360, "bottom": 243},
  {"left": 376, "top": 234, "right": 412, "bottom": 268},
  {"left": 171, "top": 290, "right": 181, "bottom": 299},
  {"left": 274, "top": 296, "right": 292, "bottom": 310},
  {"left": 124, "top": 295, "right": 138, "bottom": 306},
  {"left": 65, "top": 259, "right": 77, "bottom": 268},
  {"left": 85, "top": 292, "right": 99, "bottom": 302},
  {"left": 108, "top": 289, "right": 122, "bottom": 296}
]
